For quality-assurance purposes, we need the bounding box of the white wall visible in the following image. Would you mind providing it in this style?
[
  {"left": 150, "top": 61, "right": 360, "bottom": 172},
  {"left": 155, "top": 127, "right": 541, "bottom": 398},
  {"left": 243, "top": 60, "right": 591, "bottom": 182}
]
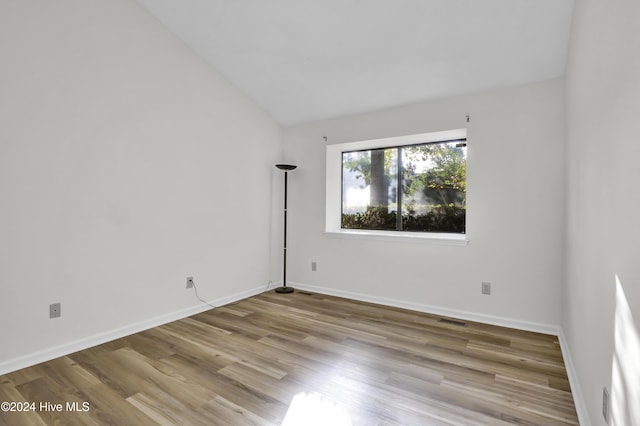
[
  {"left": 564, "top": 0, "right": 640, "bottom": 424},
  {"left": 283, "top": 79, "right": 565, "bottom": 327},
  {"left": 0, "top": 0, "right": 282, "bottom": 366}
]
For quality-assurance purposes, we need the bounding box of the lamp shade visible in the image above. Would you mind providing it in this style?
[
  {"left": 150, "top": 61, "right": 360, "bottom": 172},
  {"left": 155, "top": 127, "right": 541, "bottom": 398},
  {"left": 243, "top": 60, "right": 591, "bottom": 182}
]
[{"left": 276, "top": 164, "right": 297, "bottom": 171}]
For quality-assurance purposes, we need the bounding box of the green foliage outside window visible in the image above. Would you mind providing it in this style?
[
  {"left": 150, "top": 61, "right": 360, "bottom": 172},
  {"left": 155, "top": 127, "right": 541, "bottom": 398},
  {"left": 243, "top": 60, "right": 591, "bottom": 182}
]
[{"left": 341, "top": 140, "right": 466, "bottom": 233}]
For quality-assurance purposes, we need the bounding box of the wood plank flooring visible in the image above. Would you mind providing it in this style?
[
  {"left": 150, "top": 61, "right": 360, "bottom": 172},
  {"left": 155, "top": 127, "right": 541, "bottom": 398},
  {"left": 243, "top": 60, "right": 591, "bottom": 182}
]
[{"left": 0, "top": 291, "right": 579, "bottom": 425}]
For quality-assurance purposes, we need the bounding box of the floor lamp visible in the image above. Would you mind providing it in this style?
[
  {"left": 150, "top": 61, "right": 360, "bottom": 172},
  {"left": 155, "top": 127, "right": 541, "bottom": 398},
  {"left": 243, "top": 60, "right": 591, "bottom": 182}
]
[{"left": 275, "top": 164, "right": 297, "bottom": 293}]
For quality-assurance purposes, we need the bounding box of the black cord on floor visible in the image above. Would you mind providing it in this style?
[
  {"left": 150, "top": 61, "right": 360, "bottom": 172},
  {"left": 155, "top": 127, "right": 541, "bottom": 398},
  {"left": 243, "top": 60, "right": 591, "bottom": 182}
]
[{"left": 191, "top": 281, "right": 217, "bottom": 310}]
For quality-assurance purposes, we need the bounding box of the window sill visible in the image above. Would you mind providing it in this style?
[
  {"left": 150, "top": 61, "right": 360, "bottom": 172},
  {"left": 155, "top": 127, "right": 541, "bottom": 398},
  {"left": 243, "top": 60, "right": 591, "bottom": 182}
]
[{"left": 324, "top": 229, "right": 469, "bottom": 246}]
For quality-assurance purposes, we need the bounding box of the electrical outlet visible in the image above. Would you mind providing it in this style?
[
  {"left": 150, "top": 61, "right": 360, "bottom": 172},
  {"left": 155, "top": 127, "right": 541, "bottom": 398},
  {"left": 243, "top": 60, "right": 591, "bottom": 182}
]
[
  {"left": 186, "top": 276, "right": 194, "bottom": 289},
  {"left": 602, "top": 386, "right": 610, "bottom": 423},
  {"left": 311, "top": 261, "right": 317, "bottom": 272},
  {"left": 481, "top": 281, "right": 491, "bottom": 295},
  {"left": 49, "top": 303, "right": 61, "bottom": 319}
]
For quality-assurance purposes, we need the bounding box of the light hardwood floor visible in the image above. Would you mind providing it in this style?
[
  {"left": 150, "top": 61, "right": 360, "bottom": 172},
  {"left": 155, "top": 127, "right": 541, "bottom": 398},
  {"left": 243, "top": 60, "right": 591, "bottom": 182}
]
[{"left": 0, "top": 291, "right": 579, "bottom": 425}]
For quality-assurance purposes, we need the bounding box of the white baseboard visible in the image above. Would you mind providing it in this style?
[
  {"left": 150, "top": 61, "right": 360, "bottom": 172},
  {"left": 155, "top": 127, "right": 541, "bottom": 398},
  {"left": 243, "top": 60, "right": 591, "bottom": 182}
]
[
  {"left": 289, "top": 281, "right": 561, "bottom": 334},
  {"left": 288, "top": 280, "right": 591, "bottom": 425},
  {"left": 557, "top": 329, "right": 591, "bottom": 426},
  {"left": 0, "top": 284, "right": 267, "bottom": 376}
]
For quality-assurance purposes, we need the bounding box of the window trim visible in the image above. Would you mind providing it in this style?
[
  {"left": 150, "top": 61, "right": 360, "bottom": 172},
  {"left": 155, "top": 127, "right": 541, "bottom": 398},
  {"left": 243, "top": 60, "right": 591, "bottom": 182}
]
[{"left": 325, "top": 129, "right": 469, "bottom": 245}]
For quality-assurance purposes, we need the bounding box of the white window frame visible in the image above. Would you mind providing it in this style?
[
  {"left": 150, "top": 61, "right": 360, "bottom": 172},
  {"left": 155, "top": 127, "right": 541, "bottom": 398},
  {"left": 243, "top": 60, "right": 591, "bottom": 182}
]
[{"left": 325, "top": 129, "right": 469, "bottom": 246}]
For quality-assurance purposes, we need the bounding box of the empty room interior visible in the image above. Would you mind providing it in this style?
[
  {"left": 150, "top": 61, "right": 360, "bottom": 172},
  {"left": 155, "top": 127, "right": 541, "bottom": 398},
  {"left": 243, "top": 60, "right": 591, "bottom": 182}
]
[{"left": 1, "top": 1, "right": 638, "bottom": 425}]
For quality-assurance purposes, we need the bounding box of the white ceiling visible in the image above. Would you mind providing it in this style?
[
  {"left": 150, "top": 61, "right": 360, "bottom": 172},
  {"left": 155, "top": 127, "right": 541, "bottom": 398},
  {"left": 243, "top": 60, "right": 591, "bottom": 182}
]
[{"left": 136, "top": 0, "right": 574, "bottom": 126}]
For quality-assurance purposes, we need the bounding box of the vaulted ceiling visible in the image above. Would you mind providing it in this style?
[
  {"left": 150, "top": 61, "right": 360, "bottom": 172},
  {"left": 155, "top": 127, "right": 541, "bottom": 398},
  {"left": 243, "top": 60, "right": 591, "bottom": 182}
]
[{"left": 137, "top": 0, "right": 575, "bottom": 126}]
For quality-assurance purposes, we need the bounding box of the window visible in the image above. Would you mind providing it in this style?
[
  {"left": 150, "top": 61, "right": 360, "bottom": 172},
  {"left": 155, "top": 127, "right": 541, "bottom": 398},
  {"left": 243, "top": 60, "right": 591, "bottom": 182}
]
[{"left": 326, "top": 129, "right": 468, "bottom": 243}]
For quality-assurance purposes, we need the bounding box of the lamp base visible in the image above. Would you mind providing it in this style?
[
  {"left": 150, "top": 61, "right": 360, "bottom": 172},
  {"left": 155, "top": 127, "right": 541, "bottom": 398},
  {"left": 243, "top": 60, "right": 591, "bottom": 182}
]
[{"left": 275, "top": 286, "right": 294, "bottom": 294}]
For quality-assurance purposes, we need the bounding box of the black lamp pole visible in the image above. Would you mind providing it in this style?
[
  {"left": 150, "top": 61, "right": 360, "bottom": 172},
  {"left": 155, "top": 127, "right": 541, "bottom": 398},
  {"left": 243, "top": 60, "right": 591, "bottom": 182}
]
[{"left": 275, "top": 164, "right": 297, "bottom": 293}]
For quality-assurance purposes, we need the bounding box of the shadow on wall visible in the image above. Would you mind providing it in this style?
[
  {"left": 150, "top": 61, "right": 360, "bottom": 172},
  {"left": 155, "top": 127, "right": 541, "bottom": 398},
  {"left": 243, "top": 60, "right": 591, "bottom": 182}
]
[{"left": 611, "top": 274, "right": 640, "bottom": 425}]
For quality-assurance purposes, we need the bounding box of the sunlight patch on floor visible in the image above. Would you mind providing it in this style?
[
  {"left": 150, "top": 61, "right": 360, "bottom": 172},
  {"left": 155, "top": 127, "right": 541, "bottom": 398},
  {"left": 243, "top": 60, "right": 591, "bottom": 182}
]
[{"left": 282, "top": 392, "right": 352, "bottom": 426}]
